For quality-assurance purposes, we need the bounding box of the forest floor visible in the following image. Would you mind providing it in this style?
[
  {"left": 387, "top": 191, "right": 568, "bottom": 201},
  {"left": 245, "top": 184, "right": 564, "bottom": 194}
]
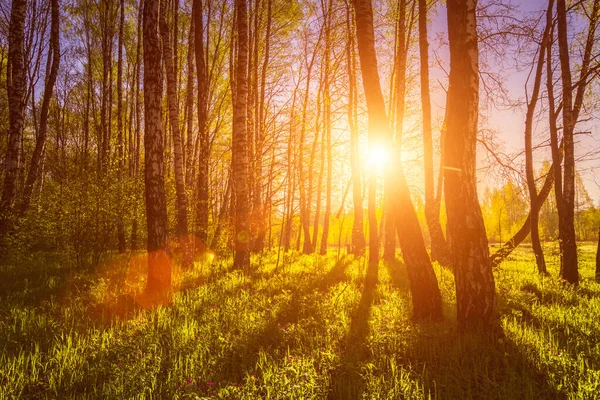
[{"left": 1, "top": 242, "right": 599, "bottom": 399}]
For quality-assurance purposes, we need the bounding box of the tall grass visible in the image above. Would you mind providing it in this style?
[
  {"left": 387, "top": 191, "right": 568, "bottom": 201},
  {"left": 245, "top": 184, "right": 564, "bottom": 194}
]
[{"left": 1, "top": 243, "right": 599, "bottom": 398}]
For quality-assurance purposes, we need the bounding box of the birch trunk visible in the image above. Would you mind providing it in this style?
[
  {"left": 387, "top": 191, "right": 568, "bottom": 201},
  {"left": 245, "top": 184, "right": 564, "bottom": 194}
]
[
  {"left": 161, "top": 0, "right": 191, "bottom": 267},
  {"left": 117, "top": 0, "right": 126, "bottom": 253},
  {"left": 419, "top": 0, "right": 450, "bottom": 265},
  {"left": 195, "top": 0, "right": 209, "bottom": 245},
  {"left": 345, "top": 3, "right": 365, "bottom": 255},
  {"left": 185, "top": 17, "right": 195, "bottom": 189},
  {"left": 1, "top": 0, "right": 27, "bottom": 236},
  {"left": 232, "top": 0, "right": 250, "bottom": 270},
  {"left": 445, "top": 0, "right": 495, "bottom": 329},
  {"left": 524, "top": 0, "right": 553, "bottom": 275},
  {"left": 143, "top": 0, "right": 171, "bottom": 300},
  {"left": 556, "top": 0, "right": 578, "bottom": 284}
]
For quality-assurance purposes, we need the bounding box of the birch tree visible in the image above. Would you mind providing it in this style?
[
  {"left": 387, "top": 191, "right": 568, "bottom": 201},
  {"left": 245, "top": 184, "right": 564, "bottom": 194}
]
[
  {"left": 445, "top": 0, "right": 495, "bottom": 328},
  {"left": 1, "top": 0, "right": 27, "bottom": 237},
  {"left": 232, "top": 0, "right": 250, "bottom": 269},
  {"left": 143, "top": 0, "right": 171, "bottom": 301}
]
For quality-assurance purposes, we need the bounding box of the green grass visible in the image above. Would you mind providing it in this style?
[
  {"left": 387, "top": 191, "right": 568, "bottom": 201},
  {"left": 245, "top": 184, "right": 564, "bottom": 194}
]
[{"left": 1, "top": 243, "right": 600, "bottom": 399}]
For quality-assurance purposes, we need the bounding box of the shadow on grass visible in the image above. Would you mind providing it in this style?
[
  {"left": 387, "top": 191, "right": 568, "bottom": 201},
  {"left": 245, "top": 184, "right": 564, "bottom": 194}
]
[
  {"left": 400, "top": 276, "right": 568, "bottom": 398},
  {"left": 212, "top": 255, "right": 354, "bottom": 384},
  {"left": 381, "top": 262, "right": 566, "bottom": 399},
  {"left": 2, "top": 249, "right": 580, "bottom": 399},
  {"left": 576, "top": 281, "right": 600, "bottom": 300},
  {"left": 88, "top": 255, "right": 221, "bottom": 326},
  {"left": 519, "top": 282, "right": 579, "bottom": 307},
  {"left": 318, "top": 255, "right": 354, "bottom": 292},
  {"left": 327, "top": 260, "right": 378, "bottom": 399},
  {"left": 0, "top": 259, "right": 89, "bottom": 308},
  {"left": 405, "top": 325, "right": 566, "bottom": 399},
  {"left": 384, "top": 259, "right": 411, "bottom": 292},
  {"left": 509, "top": 291, "right": 600, "bottom": 376}
]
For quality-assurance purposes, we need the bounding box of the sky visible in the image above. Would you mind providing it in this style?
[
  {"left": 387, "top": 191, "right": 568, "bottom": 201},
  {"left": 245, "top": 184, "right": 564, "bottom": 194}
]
[{"left": 428, "top": 0, "right": 600, "bottom": 204}]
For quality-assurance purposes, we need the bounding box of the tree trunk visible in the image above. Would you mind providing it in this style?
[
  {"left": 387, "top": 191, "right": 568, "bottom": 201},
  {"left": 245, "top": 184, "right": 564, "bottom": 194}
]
[
  {"left": 524, "top": 0, "right": 553, "bottom": 275},
  {"left": 252, "top": 0, "right": 272, "bottom": 253},
  {"left": 546, "top": 20, "right": 565, "bottom": 267},
  {"left": 419, "top": 0, "right": 450, "bottom": 265},
  {"left": 310, "top": 66, "right": 325, "bottom": 251},
  {"left": 283, "top": 77, "right": 301, "bottom": 252},
  {"left": 596, "top": 228, "right": 600, "bottom": 283},
  {"left": 1, "top": 0, "right": 27, "bottom": 236},
  {"left": 185, "top": 17, "right": 195, "bottom": 189},
  {"left": 553, "top": 0, "right": 599, "bottom": 284},
  {"left": 210, "top": 175, "right": 231, "bottom": 251},
  {"left": 246, "top": 0, "right": 258, "bottom": 252},
  {"left": 172, "top": 0, "right": 179, "bottom": 91},
  {"left": 352, "top": 0, "right": 383, "bottom": 272},
  {"left": 320, "top": 4, "right": 333, "bottom": 255},
  {"left": 194, "top": 0, "right": 209, "bottom": 245},
  {"left": 143, "top": 0, "right": 171, "bottom": 301},
  {"left": 383, "top": 0, "right": 406, "bottom": 261},
  {"left": 445, "top": 0, "right": 495, "bottom": 329},
  {"left": 556, "top": 0, "right": 578, "bottom": 284},
  {"left": 392, "top": 167, "right": 443, "bottom": 319},
  {"left": 490, "top": 156, "right": 558, "bottom": 267},
  {"left": 311, "top": 99, "right": 323, "bottom": 251},
  {"left": 117, "top": 0, "right": 126, "bottom": 253},
  {"left": 298, "top": 36, "right": 320, "bottom": 254},
  {"left": 345, "top": 3, "right": 365, "bottom": 256},
  {"left": 265, "top": 148, "right": 276, "bottom": 249},
  {"left": 319, "top": 122, "right": 332, "bottom": 255},
  {"left": 162, "top": 0, "right": 191, "bottom": 267},
  {"left": 131, "top": 0, "right": 144, "bottom": 251},
  {"left": 232, "top": 0, "right": 250, "bottom": 270},
  {"left": 352, "top": 0, "right": 442, "bottom": 319},
  {"left": 100, "top": 0, "right": 114, "bottom": 173},
  {"left": 83, "top": 8, "right": 93, "bottom": 173},
  {"left": 20, "top": 0, "right": 60, "bottom": 217}
]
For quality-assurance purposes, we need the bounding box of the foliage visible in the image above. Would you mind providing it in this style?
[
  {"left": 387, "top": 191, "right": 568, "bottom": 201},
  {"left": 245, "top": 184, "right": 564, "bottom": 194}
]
[
  {"left": 483, "top": 169, "right": 600, "bottom": 243},
  {"left": 482, "top": 181, "right": 528, "bottom": 243}
]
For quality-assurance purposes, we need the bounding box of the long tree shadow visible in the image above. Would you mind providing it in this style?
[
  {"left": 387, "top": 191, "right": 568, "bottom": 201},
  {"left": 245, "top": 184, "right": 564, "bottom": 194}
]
[
  {"left": 382, "top": 259, "right": 566, "bottom": 398},
  {"left": 384, "top": 259, "right": 411, "bottom": 292},
  {"left": 405, "top": 324, "right": 567, "bottom": 399},
  {"left": 214, "top": 255, "right": 355, "bottom": 384},
  {"left": 575, "top": 280, "right": 600, "bottom": 300},
  {"left": 508, "top": 296, "right": 600, "bottom": 378},
  {"left": 0, "top": 255, "right": 136, "bottom": 358},
  {"left": 318, "top": 255, "right": 354, "bottom": 292},
  {"left": 24, "top": 256, "right": 354, "bottom": 398},
  {"left": 0, "top": 258, "right": 92, "bottom": 309},
  {"left": 327, "top": 260, "right": 378, "bottom": 399},
  {"left": 519, "top": 282, "right": 579, "bottom": 307}
]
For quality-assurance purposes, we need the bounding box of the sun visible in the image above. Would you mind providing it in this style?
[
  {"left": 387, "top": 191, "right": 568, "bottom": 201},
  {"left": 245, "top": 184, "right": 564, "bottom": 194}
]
[{"left": 366, "top": 144, "right": 390, "bottom": 171}]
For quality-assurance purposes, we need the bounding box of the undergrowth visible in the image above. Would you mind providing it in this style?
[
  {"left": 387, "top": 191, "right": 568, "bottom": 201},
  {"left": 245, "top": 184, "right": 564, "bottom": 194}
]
[{"left": 1, "top": 243, "right": 599, "bottom": 399}]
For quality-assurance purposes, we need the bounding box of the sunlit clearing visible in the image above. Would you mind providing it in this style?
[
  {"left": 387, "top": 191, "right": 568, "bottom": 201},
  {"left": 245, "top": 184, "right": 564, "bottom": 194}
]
[{"left": 367, "top": 144, "right": 390, "bottom": 171}]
